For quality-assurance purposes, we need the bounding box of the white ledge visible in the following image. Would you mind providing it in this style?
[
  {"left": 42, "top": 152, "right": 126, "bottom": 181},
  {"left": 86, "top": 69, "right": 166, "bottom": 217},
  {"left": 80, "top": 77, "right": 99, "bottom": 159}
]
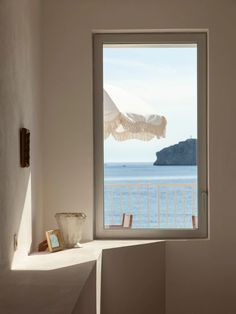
[
  {"left": 12, "top": 240, "right": 162, "bottom": 271},
  {"left": 9, "top": 240, "right": 165, "bottom": 314}
]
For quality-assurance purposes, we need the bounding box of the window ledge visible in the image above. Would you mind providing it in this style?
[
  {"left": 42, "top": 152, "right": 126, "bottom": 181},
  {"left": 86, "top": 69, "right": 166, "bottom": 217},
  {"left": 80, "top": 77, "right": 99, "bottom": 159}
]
[
  {"left": 12, "top": 240, "right": 163, "bottom": 271},
  {"left": 10, "top": 240, "right": 165, "bottom": 314}
]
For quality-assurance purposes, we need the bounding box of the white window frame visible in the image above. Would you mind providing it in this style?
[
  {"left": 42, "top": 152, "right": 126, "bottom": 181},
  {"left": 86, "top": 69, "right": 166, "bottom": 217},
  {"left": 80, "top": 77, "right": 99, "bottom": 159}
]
[{"left": 93, "top": 32, "right": 208, "bottom": 239}]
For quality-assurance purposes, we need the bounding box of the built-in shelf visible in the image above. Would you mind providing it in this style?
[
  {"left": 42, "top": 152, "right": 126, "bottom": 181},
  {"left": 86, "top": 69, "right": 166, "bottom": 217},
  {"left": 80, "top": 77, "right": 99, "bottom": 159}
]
[
  {"left": 9, "top": 240, "right": 164, "bottom": 314},
  {"left": 12, "top": 240, "right": 161, "bottom": 271}
]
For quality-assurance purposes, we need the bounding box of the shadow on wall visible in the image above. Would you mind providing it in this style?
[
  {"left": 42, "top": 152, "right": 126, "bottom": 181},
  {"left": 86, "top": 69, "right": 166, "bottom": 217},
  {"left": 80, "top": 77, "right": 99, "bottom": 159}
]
[
  {"left": 101, "top": 243, "right": 165, "bottom": 314},
  {"left": 0, "top": 0, "right": 43, "bottom": 269},
  {"left": 0, "top": 261, "right": 96, "bottom": 314},
  {"left": 12, "top": 173, "right": 32, "bottom": 264},
  {"left": 0, "top": 166, "right": 32, "bottom": 269}
]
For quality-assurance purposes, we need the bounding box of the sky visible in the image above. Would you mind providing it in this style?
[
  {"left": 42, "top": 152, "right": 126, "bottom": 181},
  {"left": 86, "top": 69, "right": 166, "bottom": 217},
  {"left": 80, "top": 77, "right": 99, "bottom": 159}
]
[{"left": 103, "top": 45, "right": 197, "bottom": 163}]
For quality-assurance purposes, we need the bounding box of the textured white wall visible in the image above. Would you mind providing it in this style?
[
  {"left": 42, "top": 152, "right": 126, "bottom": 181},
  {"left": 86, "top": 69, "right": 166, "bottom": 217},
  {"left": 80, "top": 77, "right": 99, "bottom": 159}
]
[
  {"left": 101, "top": 243, "right": 165, "bottom": 314},
  {"left": 42, "top": 1, "right": 236, "bottom": 313},
  {"left": 0, "top": 0, "right": 43, "bottom": 268}
]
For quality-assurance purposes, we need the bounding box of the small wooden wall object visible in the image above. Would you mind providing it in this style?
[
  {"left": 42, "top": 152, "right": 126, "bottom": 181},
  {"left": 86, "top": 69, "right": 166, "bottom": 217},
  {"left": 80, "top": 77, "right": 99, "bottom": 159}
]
[{"left": 20, "top": 128, "right": 30, "bottom": 167}]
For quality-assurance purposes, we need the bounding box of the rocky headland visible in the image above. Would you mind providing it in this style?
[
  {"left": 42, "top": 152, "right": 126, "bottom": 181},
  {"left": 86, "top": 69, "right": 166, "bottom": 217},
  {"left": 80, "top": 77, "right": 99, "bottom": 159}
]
[{"left": 154, "top": 139, "right": 197, "bottom": 166}]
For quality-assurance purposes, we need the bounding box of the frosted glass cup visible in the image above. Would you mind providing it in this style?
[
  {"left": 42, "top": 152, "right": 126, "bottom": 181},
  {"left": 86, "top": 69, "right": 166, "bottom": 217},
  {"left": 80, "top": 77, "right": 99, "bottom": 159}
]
[{"left": 55, "top": 212, "right": 86, "bottom": 248}]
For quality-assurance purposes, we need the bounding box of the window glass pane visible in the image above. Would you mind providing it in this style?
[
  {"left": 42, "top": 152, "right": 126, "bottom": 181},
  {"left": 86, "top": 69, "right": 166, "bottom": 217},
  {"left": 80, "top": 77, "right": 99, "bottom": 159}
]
[{"left": 103, "top": 44, "right": 198, "bottom": 230}]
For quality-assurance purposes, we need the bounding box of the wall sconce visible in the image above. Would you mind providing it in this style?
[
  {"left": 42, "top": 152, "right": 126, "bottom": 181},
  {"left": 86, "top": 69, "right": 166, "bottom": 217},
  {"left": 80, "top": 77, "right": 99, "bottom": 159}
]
[{"left": 20, "top": 128, "right": 30, "bottom": 167}]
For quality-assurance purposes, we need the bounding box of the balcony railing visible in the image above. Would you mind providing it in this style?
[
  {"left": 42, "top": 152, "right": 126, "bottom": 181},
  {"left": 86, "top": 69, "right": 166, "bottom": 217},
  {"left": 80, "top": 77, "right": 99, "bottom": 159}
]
[{"left": 104, "top": 183, "right": 197, "bottom": 229}]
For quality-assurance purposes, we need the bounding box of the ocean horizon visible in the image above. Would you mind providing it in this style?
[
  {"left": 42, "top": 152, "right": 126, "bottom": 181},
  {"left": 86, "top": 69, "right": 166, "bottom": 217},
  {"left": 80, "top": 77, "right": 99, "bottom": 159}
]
[{"left": 104, "top": 162, "right": 198, "bottom": 229}]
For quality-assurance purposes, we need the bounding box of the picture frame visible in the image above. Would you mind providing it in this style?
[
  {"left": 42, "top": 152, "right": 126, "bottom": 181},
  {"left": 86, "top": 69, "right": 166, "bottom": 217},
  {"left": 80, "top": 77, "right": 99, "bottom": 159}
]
[{"left": 45, "top": 229, "right": 64, "bottom": 253}]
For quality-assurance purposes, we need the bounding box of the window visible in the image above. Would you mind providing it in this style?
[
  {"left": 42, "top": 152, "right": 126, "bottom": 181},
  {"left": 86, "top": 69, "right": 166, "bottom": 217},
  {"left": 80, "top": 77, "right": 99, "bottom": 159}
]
[{"left": 93, "top": 33, "right": 207, "bottom": 239}]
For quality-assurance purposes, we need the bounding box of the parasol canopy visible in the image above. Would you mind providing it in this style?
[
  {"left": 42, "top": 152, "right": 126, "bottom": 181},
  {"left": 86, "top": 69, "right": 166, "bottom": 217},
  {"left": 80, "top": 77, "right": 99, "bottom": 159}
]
[{"left": 104, "top": 89, "right": 167, "bottom": 141}]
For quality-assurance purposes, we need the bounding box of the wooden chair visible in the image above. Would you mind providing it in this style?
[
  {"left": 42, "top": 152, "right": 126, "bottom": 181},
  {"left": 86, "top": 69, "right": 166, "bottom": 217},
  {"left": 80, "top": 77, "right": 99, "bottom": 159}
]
[
  {"left": 192, "top": 215, "right": 198, "bottom": 229},
  {"left": 108, "top": 213, "right": 133, "bottom": 229}
]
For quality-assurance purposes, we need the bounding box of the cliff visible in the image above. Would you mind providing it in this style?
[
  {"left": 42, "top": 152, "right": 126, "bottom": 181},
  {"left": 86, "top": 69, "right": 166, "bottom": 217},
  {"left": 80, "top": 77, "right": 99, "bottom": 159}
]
[{"left": 154, "top": 139, "right": 197, "bottom": 166}]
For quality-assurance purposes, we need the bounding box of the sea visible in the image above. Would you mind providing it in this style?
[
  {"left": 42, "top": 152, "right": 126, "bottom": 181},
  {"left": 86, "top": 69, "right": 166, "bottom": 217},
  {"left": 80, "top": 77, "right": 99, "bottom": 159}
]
[{"left": 104, "top": 163, "right": 198, "bottom": 229}]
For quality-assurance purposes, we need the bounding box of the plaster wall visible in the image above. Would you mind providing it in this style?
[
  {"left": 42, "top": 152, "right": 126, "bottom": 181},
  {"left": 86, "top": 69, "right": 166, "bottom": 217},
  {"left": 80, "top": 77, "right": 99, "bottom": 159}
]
[
  {"left": 0, "top": 261, "right": 95, "bottom": 313},
  {"left": 42, "top": 0, "right": 236, "bottom": 313},
  {"left": 0, "top": 0, "right": 43, "bottom": 268},
  {"left": 101, "top": 242, "right": 165, "bottom": 314}
]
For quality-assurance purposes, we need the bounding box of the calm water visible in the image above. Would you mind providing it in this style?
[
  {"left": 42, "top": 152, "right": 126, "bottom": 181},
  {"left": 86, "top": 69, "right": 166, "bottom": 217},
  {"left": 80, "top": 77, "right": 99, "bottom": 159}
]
[{"left": 104, "top": 163, "right": 198, "bottom": 228}]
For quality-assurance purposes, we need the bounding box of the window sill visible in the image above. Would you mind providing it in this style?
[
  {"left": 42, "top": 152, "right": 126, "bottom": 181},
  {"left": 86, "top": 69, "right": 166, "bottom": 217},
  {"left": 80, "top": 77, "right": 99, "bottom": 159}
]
[
  {"left": 12, "top": 240, "right": 162, "bottom": 271},
  {"left": 10, "top": 240, "right": 165, "bottom": 314}
]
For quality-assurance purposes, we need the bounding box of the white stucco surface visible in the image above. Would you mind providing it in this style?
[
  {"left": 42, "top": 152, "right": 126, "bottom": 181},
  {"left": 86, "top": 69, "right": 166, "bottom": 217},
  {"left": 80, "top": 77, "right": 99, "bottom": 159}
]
[
  {"left": 12, "top": 240, "right": 161, "bottom": 270},
  {"left": 42, "top": 1, "right": 236, "bottom": 313},
  {"left": 2, "top": 0, "right": 236, "bottom": 313},
  {"left": 0, "top": 0, "right": 43, "bottom": 268},
  {"left": 10, "top": 240, "right": 165, "bottom": 314}
]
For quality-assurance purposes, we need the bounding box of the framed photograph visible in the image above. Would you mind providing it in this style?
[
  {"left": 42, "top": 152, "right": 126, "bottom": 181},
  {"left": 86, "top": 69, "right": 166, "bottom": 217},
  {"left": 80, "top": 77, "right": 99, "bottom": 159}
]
[{"left": 46, "top": 229, "right": 64, "bottom": 253}]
